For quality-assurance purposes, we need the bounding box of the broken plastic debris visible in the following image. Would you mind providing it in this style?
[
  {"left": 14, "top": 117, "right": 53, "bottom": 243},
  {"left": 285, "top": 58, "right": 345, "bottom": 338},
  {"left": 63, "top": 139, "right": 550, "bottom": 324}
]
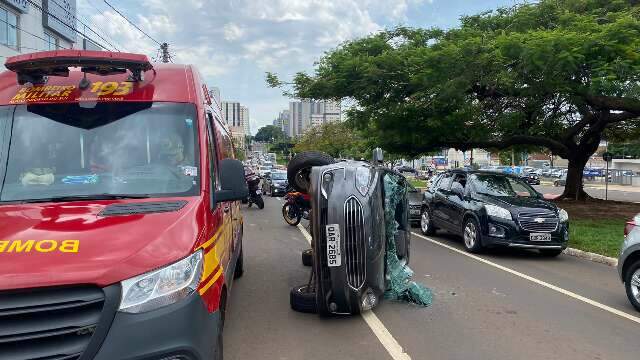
[{"left": 382, "top": 175, "right": 433, "bottom": 307}]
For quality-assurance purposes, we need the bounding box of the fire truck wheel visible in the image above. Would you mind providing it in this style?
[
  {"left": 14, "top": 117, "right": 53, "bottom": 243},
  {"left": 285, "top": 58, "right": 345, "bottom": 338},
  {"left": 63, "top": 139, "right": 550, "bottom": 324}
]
[
  {"left": 287, "top": 151, "right": 334, "bottom": 192},
  {"left": 302, "top": 249, "right": 313, "bottom": 266},
  {"left": 290, "top": 284, "right": 317, "bottom": 313}
]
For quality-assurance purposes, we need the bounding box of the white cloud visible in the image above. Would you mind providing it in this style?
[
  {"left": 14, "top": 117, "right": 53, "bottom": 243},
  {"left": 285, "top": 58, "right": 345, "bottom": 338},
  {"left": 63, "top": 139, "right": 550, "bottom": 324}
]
[{"left": 223, "top": 23, "right": 245, "bottom": 41}]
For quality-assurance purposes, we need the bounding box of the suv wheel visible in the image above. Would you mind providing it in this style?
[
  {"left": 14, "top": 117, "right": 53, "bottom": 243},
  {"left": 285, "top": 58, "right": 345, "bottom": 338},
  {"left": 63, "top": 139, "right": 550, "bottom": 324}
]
[
  {"left": 420, "top": 209, "right": 435, "bottom": 235},
  {"left": 463, "top": 218, "right": 483, "bottom": 253},
  {"left": 624, "top": 260, "right": 640, "bottom": 312}
]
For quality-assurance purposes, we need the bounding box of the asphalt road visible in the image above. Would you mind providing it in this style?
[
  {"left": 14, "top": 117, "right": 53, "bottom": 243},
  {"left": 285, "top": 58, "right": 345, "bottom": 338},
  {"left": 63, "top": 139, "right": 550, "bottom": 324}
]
[
  {"left": 535, "top": 184, "right": 640, "bottom": 203},
  {"left": 225, "top": 196, "right": 640, "bottom": 360}
]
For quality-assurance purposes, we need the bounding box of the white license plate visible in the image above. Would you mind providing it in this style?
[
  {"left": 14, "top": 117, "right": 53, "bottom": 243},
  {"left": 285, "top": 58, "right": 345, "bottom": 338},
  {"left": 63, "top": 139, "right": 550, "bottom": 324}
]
[
  {"left": 530, "top": 233, "right": 551, "bottom": 241},
  {"left": 326, "top": 224, "right": 342, "bottom": 267},
  {"left": 410, "top": 209, "right": 420, "bottom": 215}
]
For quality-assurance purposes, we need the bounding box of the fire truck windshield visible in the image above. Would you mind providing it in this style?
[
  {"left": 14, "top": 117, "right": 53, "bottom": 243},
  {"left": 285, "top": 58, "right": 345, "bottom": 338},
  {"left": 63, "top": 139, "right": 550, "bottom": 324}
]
[{"left": 0, "top": 102, "right": 200, "bottom": 203}]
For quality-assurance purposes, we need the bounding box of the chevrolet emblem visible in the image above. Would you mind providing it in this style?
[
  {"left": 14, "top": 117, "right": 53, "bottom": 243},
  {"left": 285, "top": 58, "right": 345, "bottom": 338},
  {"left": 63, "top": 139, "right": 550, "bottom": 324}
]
[{"left": 534, "top": 218, "right": 545, "bottom": 223}]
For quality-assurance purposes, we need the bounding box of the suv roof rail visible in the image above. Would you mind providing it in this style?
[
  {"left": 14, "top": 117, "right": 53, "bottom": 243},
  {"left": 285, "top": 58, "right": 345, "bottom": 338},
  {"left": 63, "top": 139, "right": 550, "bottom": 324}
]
[{"left": 5, "top": 50, "right": 153, "bottom": 85}]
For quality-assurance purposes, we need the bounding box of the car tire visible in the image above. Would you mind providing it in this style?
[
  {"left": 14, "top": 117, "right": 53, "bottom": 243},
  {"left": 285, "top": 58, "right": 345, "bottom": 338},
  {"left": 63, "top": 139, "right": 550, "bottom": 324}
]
[
  {"left": 420, "top": 208, "right": 435, "bottom": 235},
  {"left": 539, "top": 249, "right": 563, "bottom": 257},
  {"left": 624, "top": 260, "right": 640, "bottom": 312},
  {"left": 287, "top": 151, "right": 334, "bottom": 192},
  {"left": 553, "top": 181, "right": 559, "bottom": 187},
  {"left": 302, "top": 249, "right": 313, "bottom": 266},
  {"left": 290, "top": 284, "right": 317, "bottom": 313},
  {"left": 234, "top": 245, "right": 244, "bottom": 279},
  {"left": 462, "top": 217, "right": 483, "bottom": 253}
]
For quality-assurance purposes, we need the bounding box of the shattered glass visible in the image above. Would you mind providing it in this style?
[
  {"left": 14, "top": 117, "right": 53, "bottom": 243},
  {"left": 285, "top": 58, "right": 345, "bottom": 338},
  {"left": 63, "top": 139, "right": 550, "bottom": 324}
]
[{"left": 383, "top": 175, "right": 433, "bottom": 306}]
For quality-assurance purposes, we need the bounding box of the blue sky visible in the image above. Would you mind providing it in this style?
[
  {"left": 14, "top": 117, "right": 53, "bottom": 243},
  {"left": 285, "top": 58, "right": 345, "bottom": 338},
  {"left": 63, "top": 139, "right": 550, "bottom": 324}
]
[{"left": 78, "top": 0, "right": 519, "bottom": 133}]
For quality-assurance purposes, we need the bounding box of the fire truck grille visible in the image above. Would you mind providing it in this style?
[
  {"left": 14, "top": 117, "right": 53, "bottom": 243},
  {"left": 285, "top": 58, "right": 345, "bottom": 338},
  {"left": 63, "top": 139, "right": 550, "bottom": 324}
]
[
  {"left": 344, "top": 197, "right": 366, "bottom": 289},
  {"left": 0, "top": 286, "right": 105, "bottom": 360}
]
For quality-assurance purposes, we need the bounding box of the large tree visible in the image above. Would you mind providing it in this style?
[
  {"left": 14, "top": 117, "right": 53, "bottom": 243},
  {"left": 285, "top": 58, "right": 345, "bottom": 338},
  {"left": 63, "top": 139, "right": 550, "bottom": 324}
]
[
  {"left": 268, "top": 0, "right": 640, "bottom": 199},
  {"left": 295, "top": 122, "right": 369, "bottom": 159},
  {"left": 254, "top": 125, "right": 286, "bottom": 143}
]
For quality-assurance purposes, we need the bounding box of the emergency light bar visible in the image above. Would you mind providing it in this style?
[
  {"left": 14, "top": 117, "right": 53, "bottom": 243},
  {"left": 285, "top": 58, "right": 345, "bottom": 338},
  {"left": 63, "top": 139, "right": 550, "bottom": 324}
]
[{"left": 5, "top": 50, "right": 154, "bottom": 85}]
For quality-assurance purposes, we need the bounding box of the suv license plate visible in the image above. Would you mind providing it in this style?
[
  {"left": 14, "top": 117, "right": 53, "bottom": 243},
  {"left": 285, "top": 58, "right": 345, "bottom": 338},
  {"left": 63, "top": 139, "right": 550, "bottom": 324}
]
[
  {"left": 530, "top": 233, "right": 551, "bottom": 241},
  {"left": 326, "top": 224, "right": 342, "bottom": 267}
]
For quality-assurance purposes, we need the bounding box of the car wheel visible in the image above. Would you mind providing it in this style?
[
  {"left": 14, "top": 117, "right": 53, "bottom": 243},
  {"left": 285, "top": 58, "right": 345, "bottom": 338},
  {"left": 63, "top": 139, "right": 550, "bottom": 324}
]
[
  {"left": 302, "top": 248, "right": 313, "bottom": 266},
  {"left": 234, "top": 245, "right": 244, "bottom": 279},
  {"left": 539, "top": 249, "right": 563, "bottom": 257},
  {"left": 290, "top": 284, "right": 317, "bottom": 313},
  {"left": 554, "top": 181, "right": 559, "bottom": 187},
  {"left": 463, "top": 218, "right": 483, "bottom": 253},
  {"left": 420, "top": 209, "right": 435, "bottom": 235},
  {"left": 287, "top": 151, "right": 334, "bottom": 192},
  {"left": 624, "top": 260, "right": 640, "bottom": 312}
]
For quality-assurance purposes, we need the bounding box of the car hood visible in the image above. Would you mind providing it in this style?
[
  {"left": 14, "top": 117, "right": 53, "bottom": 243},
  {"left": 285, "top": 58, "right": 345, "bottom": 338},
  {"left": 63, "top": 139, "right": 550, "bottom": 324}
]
[
  {"left": 407, "top": 191, "right": 423, "bottom": 205},
  {"left": 476, "top": 194, "right": 557, "bottom": 212},
  {"left": 0, "top": 198, "right": 204, "bottom": 291}
]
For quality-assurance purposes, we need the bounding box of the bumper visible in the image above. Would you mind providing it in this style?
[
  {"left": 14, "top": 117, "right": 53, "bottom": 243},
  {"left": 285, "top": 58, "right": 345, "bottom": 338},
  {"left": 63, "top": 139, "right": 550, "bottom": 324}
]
[
  {"left": 481, "top": 218, "right": 569, "bottom": 250},
  {"left": 271, "top": 187, "right": 287, "bottom": 195},
  {"left": 94, "top": 291, "right": 221, "bottom": 360},
  {"left": 409, "top": 208, "right": 421, "bottom": 222}
]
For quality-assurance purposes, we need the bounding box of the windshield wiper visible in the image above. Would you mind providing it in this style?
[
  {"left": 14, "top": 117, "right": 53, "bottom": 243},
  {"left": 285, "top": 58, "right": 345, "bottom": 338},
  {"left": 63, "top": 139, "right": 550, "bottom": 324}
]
[{"left": 12, "top": 193, "right": 151, "bottom": 204}]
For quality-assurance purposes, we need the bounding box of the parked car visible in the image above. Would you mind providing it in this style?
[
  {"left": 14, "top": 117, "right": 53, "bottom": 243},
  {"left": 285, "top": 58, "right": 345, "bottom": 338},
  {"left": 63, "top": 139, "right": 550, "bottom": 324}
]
[
  {"left": 263, "top": 170, "right": 289, "bottom": 196},
  {"left": 0, "top": 50, "right": 248, "bottom": 359},
  {"left": 257, "top": 165, "right": 272, "bottom": 177},
  {"left": 520, "top": 172, "right": 541, "bottom": 185},
  {"left": 618, "top": 214, "right": 640, "bottom": 312},
  {"left": 420, "top": 170, "right": 569, "bottom": 255},
  {"left": 554, "top": 176, "right": 566, "bottom": 187},
  {"left": 407, "top": 183, "right": 423, "bottom": 225}
]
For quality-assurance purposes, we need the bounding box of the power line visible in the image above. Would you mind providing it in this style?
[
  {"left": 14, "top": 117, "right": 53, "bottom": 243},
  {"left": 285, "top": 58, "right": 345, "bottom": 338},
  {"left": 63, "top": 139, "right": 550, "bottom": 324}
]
[
  {"left": 0, "top": 16, "right": 70, "bottom": 50},
  {"left": 103, "top": 0, "right": 161, "bottom": 45},
  {"left": 77, "top": 4, "right": 129, "bottom": 51},
  {"left": 48, "top": 0, "right": 119, "bottom": 51},
  {"left": 23, "top": 0, "right": 110, "bottom": 50},
  {"left": 47, "top": 0, "right": 120, "bottom": 52}
]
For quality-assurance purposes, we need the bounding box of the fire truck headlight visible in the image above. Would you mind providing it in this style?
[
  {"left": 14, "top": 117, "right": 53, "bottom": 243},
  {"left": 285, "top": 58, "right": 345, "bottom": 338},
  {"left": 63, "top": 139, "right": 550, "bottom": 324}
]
[{"left": 119, "top": 250, "right": 203, "bottom": 313}]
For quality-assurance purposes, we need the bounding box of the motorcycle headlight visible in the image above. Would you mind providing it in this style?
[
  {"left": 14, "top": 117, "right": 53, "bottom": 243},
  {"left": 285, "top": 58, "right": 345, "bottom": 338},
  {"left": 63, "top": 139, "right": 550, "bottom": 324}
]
[
  {"left": 355, "top": 167, "right": 372, "bottom": 196},
  {"left": 485, "top": 205, "right": 512, "bottom": 220},
  {"left": 558, "top": 208, "right": 569, "bottom": 223},
  {"left": 119, "top": 250, "right": 203, "bottom": 313}
]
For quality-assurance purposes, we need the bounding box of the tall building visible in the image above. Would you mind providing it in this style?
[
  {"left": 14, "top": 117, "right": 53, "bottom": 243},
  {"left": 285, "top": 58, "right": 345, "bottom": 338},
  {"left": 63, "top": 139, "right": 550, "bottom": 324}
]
[
  {"left": 274, "top": 110, "right": 289, "bottom": 134},
  {"left": 222, "top": 101, "right": 242, "bottom": 127},
  {"left": 240, "top": 106, "right": 250, "bottom": 136},
  {"left": 287, "top": 99, "right": 341, "bottom": 137}
]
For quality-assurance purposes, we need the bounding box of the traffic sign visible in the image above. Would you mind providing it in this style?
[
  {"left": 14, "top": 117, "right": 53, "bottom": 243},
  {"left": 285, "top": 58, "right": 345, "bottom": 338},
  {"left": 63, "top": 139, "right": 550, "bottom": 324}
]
[{"left": 602, "top": 152, "right": 613, "bottom": 162}]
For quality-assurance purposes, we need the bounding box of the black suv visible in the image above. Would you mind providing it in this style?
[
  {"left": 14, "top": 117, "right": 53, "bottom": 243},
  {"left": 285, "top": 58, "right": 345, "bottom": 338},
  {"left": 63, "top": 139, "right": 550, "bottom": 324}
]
[{"left": 420, "top": 170, "right": 569, "bottom": 256}]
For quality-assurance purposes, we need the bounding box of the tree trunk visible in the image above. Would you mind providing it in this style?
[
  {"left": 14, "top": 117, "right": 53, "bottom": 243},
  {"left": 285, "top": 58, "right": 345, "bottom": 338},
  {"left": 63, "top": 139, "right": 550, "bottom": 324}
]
[{"left": 562, "top": 156, "right": 590, "bottom": 200}]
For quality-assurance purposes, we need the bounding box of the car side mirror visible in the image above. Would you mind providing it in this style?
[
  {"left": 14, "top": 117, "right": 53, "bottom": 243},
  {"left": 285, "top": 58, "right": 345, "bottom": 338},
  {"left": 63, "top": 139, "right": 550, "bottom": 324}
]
[
  {"left": 215, "top": 159, "right": 249, "bottom": 202},
  {"left": 451, "top": 182, "right": 465, "bottom": 198}
]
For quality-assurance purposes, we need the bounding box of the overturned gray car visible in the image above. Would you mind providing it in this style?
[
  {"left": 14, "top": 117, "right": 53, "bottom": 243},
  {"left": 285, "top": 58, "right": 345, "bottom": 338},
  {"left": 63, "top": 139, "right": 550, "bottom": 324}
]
[{"left": 289, "top": 150, "right": 431, "bottom": 316}]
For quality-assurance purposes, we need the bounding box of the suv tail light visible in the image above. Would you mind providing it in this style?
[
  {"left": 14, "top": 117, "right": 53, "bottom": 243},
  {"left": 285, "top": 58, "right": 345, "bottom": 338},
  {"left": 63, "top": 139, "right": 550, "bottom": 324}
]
[{"left": 624, "top": 214, "right": 640, "bottom": 236}]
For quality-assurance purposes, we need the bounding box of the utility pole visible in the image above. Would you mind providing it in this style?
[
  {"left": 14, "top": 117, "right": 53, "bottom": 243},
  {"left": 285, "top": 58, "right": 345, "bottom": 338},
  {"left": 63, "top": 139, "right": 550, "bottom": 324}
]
[{"left": 160, "top": 43, "right": 170, "bottom": 63}]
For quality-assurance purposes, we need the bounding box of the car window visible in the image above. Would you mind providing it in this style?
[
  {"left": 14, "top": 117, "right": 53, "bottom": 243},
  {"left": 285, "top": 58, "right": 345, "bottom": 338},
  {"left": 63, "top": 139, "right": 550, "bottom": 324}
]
[
  {"left": 470, "top": 174, "right": 538, "bottom": 198},
  {"left": 437, "top": 173, "right": 453, "bottom": 191}
]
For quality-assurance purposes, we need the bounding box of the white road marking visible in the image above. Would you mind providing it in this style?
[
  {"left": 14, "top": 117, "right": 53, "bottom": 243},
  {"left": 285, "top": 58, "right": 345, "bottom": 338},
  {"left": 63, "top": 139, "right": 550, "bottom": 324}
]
[
  {"left": 297, "top": 224, "right": 412, "bottom": 360},
  {"left": 411, "top": 232, "right": 640, "bottom": 325}
]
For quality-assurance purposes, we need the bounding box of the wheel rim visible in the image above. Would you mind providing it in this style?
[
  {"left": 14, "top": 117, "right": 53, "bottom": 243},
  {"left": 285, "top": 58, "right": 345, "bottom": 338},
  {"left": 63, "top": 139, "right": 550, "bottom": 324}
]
[
  {"left": 283, "top": 205, "right": 296, "bottom": 224},
  {"left": 631, "top": 268, "right": 640, "bottom": 302},
  {"left": 464, "top": 222, "right": 476, "bottom": 249},
  {"left": 421, "top": 211, "right": 430, "bottom": 233}
]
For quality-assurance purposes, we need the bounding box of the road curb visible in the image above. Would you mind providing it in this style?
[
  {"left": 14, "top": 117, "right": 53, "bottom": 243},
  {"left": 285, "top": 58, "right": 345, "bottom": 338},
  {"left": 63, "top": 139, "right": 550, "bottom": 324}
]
[{"left": 563, "top": 247, "right": 618, "bottom": 267}]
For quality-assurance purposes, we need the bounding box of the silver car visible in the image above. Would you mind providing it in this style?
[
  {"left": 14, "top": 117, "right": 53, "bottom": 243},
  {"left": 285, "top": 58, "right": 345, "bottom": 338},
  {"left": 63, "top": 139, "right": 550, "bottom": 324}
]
[{"left": 618, "top": 214, "right": 640, "bottom": 312}]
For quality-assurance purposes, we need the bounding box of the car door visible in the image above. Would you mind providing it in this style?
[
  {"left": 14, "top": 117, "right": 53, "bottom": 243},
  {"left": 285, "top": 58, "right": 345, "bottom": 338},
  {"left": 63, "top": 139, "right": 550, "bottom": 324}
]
[
  {"left": 446, "top": 174, "right": 468, "bottom": 233},
  {"left": 432, "top": 173, "right": 454, "bottom": 230}
]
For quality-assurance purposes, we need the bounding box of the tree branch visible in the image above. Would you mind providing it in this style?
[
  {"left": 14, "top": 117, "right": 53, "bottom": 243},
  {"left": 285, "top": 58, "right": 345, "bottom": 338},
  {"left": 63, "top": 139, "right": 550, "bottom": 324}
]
[
  {"left": 607, "top": 111, "right": 639, "bottom": 124},
  {"left": 409, "top": 135, "right": 569, "bottom": 158},
  {"left": 584, "top": 95, "right": 640, "bottom": 114}
]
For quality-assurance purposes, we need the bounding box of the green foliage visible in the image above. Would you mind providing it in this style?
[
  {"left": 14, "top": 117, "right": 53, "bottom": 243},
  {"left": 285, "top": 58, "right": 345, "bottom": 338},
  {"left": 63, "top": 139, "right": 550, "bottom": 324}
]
[
  {"left": 267, "top": 0, "right": 640, "bottom": 198},
  {"left": 254, "top": 125, "right": 286, "bottom": 143},
  {"left": 294, "top": 122, "right": 369, "bottom": 159},
  {"left": 608, "top": 142, "right": 640, "bottom": 158}
]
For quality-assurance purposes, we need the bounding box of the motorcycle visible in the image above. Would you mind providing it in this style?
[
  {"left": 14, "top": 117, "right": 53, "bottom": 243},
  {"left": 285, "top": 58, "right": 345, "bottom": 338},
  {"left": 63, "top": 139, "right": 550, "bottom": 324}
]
[
  {"left": 282, "top": 190, "right": 311, "bottom": 226},
  {"left": 246, "top": 173, "right": 265, "bottom": 209}
]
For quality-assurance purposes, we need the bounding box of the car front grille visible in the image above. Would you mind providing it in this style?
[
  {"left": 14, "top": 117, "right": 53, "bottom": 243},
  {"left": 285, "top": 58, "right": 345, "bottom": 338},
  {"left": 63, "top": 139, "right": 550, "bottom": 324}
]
[
  {"left": 517, "top": 210, "right": 559, "bottom": 233},
  {"left": 344, "top": 197, "right": 366, "bottom": 289},
  {"left": 0, "top": 286, "right": 105, "bottom": 360}
]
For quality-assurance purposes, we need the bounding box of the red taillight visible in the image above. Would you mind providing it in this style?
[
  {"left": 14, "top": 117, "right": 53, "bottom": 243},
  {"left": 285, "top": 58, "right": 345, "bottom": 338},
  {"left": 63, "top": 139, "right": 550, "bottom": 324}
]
[{"left": 624, "top": 220, "right": 636, "bottom": 236}]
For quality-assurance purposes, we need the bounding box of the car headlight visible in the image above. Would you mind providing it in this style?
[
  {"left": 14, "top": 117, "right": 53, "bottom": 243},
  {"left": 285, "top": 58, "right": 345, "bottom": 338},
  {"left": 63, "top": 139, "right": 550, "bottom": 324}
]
[
  {"left": 119, "top": 250, "right": 203, "bottom": 313},
  {"left": 485, "top": 205, "right": 512, "bottom": 220},
  {"left": 558, "top": 208, "right": 569, "bottom": 223},
  {"left": 355, "top": 167, "right": 372, "bottom": 196}
]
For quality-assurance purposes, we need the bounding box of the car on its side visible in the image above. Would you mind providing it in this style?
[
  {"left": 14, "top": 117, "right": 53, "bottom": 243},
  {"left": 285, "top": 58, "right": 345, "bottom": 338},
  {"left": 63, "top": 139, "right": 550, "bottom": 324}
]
[
  {"left": 263, "top": 170, "right": 288, "bottom": 196},
  {"left": 420, "top": 170, "right": 569, "bottom": 256},
  {"left": 619, "top": 214, "right": 640, "bottom": 312}
]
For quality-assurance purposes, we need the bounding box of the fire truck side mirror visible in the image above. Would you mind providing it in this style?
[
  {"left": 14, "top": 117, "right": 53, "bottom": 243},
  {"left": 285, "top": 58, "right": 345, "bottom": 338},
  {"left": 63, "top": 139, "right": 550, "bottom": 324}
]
[{"left": 215, "top": 159, "right": 249, "bottom": 202}]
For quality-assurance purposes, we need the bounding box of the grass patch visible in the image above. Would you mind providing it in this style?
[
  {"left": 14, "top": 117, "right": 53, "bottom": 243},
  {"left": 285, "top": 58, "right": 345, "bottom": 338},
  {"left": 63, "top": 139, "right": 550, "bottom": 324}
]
[
  {"left": 568, "top": 218, "right": 624, "bottom": 258},
  {"left": 408, "top": 178, "right": 428, "bottom": 188}
]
